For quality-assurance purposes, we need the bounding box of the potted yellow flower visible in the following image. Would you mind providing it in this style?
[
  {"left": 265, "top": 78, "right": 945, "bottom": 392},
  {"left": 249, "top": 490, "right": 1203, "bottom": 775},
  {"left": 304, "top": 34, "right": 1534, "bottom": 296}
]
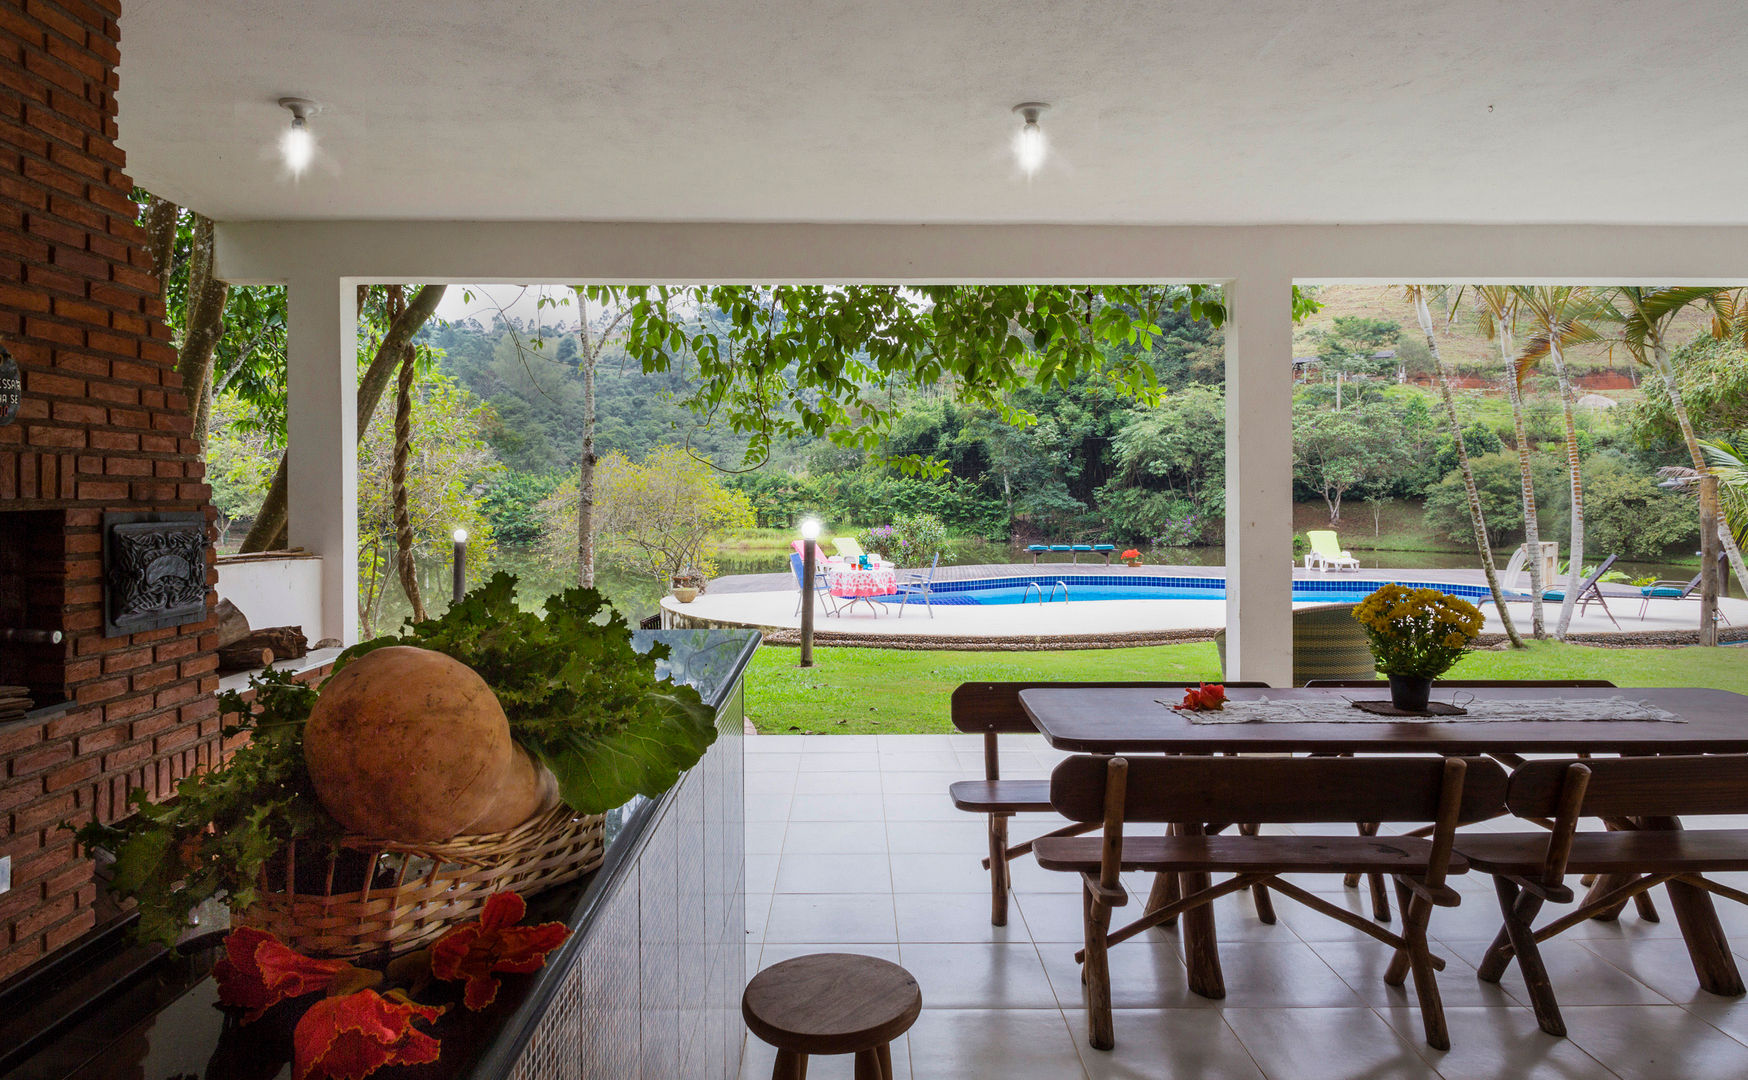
[{"left": 1351, "top": 584, "right": 1485, "bottom": 711}]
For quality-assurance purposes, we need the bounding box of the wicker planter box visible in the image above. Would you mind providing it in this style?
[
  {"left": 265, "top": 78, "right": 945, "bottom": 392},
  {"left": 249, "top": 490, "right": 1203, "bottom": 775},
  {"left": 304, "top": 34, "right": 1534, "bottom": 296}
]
[{"left": 238, "top": 805, "right": 606, "bottom": 958}]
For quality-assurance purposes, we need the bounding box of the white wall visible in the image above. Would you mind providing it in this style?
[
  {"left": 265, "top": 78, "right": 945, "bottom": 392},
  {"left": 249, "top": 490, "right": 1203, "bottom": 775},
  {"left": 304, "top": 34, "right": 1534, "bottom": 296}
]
[{"left": 215, "top": 552, "right": 325, "bottom": 641}]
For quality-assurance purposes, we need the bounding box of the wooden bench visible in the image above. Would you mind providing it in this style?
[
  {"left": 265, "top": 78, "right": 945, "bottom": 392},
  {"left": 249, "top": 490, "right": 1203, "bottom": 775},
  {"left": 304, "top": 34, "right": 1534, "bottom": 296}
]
[
  {"left": 1457, "top": 754, "right": 1748, "bottom": 1036},
  {"left": 946, "top": 680, "right": 1266, "bottom": 927},
  {"left": 1300, "top": 678, "right": 1619, "bottom": 924},
  {"left": 1035, "top": 753, "right": 1507, "bottom": 1051},
  {"left": 742, "top": 952, "right": 922, "bottom": 1079}
]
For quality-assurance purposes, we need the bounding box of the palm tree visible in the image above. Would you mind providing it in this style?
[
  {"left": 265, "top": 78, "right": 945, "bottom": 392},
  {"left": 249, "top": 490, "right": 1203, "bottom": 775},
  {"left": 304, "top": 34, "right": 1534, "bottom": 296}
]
[
  {"left": 1605, "top": 287, "right": 1748, "bottom": 601},
  {"left": 1512, "top": 287, "right": 1608, "bottom": 640},
  {"left": 1403, "top": 286, "right": 1524, "bottom": 648},
  {"left": 1457, "top": 285, "right": 1546, "bottom": 637}
]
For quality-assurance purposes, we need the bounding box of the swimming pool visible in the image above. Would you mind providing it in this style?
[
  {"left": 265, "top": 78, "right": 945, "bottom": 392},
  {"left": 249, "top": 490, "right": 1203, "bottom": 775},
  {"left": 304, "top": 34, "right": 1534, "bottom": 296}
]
[{"left": 871, "top": 574, "right": 1498, "bottom": 607}]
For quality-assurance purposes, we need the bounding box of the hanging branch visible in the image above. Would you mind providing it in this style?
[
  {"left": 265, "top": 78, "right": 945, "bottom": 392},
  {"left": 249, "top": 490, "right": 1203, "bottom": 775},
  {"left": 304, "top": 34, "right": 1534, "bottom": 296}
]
[{"left": 389, "top": 287, "right": 426, "bottom": 622}]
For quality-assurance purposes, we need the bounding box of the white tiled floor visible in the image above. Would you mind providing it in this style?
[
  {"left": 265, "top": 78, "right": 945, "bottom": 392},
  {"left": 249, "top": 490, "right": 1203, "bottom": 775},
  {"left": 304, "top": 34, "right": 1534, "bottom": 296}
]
[{"left": 738, "top": 733, "right": 1748, "bottom": 1080}]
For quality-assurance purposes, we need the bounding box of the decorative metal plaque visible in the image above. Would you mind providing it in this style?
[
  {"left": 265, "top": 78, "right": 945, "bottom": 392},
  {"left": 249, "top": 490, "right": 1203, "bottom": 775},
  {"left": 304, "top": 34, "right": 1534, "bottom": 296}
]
[
  {"left": 0, "top": 344, "right": 19, "bottom": 427},
  {"left": 103, "top": 513, "right": 208, "bottom": 636}
]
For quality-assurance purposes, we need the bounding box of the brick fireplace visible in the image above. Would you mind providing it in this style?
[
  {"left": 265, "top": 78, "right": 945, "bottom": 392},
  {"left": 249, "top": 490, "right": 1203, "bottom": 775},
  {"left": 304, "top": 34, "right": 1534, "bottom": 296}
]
[{"left": 0, "top": 0, "right": 218, "bottom": 981}]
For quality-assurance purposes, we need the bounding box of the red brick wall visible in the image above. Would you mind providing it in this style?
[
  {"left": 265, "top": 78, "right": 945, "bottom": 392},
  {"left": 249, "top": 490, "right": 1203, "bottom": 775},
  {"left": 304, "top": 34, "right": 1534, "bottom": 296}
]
[{"left": 0, "top": 0, "right": 218, "bottom": 981}]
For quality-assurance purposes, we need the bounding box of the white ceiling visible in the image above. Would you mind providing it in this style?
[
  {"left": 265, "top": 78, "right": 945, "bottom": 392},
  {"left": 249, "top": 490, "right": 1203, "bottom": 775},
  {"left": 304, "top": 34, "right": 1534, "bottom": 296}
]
[{"left": 118, "top": 1, "right": 1748, "bottom": 225}]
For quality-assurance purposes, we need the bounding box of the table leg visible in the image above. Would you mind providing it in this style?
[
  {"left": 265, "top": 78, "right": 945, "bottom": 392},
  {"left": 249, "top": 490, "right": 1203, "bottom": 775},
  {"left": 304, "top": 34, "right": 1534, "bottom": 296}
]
[
  {"left": 1179, "top": 821, "right": 1225, "bottom": 999},
  {"left": 1642, "top": 815, "right": 1744, "bottom": 996}
]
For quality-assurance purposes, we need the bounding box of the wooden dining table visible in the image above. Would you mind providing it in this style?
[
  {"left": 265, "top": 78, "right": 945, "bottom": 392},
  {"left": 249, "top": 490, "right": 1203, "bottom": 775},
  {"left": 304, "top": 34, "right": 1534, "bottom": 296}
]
[{"left": 1018, "top": 684, "right": 1748, "bottom": 1001}]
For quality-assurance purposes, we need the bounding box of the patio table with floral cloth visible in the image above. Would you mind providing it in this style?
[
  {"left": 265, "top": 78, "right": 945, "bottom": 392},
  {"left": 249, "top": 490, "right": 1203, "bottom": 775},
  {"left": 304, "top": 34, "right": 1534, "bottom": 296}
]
[{"left": 824, "top": 560, "right": 897, "bottom": 600}]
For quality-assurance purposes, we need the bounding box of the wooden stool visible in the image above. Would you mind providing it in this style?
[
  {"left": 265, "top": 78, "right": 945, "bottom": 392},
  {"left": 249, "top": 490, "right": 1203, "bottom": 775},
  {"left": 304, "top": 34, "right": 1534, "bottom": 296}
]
[{"left": 742, "top": 952, "right": 922, "bottom": 1080}]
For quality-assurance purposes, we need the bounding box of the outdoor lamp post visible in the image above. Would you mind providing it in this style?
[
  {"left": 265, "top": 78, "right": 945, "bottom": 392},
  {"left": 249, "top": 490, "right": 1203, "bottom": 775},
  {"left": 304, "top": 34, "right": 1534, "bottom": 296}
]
[
  {"left": 452, "top": 528, "right": 468, "bottom": 605},
  {"left": 799, "top": 517, "right": 822, "bottom": 668}
]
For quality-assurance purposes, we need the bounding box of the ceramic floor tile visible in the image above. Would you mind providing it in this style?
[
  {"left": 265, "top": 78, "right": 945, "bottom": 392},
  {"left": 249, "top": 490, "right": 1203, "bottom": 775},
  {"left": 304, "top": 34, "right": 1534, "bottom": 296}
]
[
  {"left": 744, "top": 820, "right": 788, "bottom": 855},
  {"left": 746, "top": 853, "right": 780, "bottom": 894},
  {"left": 882, "top": 771, "right": 962, "bottom": 795},
  {"left": 756, "top": 941, "right": 902, "bottom": 968},
  {"left": 745, "top": 754, "right": 801, "bottom": 774},
  {"left": 794, "top": 770, "right": 885, "bottom": 795},
  {"left": 878, "top": 750, "right": 964, "bottom": 772},
  {"left": 743, "top": 792, "right": 794, "bottom": 822},
  {"left": 882, "top": 793, "right": 965, "bottom": 821},
  {"left": 897, "top": 942, "right": 1060, "bottom": 1009},
  {"left": 1577, "top": 934, "right": 1740, "bottom": 1006},
  {"left": 775, "top": 852, "right": 893, "bottom": 894},
  {"left": 745, "top": 735, "right": 807, "bottom": 753},
  {"left": 1038, "top": 939, "right": 1216, "bottom": 1011},
  {"left": 1200, "top": 940, "right": 1368, "bottom": 1010},
  {"left": 877, "top": 733, "right": 957, "bottom": 752},
  {"left": 1561, "top": 1004, "right": 1748, "bottom": 1080},
  {"left": 1016, "top": 891, "right": 1117, "bottom": 944},
  {"left": 894, "top": 891, "right": 1034, "bottom": 944},
  {"left": 764, "top": 893, "right": 898, "bottom": 944},
  {"left": 783, "top": 820, "right": 888, "bottom": 854},
  {"left": 799, "top": 751, "right": 883, "bottom": 772},
  {"left": 885, "top": 819, "right": 991, "bottom": 854},
  {"left": 1438, "top": 938, "right": 1670, "bottom": 1009},
  {"left": 788, "top": 792, "right": 887, "bottom": 822},
  {"left": 889, "top": 852, "right": 1001, "bottom": 894},
  {"left": 1222, "top": 1006, "right": 1443, "bottom": 1080},
  {"left": 1006, "top": 856, "right": 1083, "bottom": 893},
  {"left": 1306, "top": 937, "right": 1521, "bottom": 1010},
  {"left": 904, "top": 1007, "right": 1089, "bottom": 1080},
  {"left": 1378, "top": 1006, "right": 1618, "bottom": 1080},
  {"left": 744, "top": 892, "right": 773, "bottom": 944},
  {"left": 1064, "top": 1008, "right": 1266, "bottom": 1080},
  {"left": 746, "top": 770, "right": 799, "bottom": 795},
  {"left": 802, "top": 734, "right": 880, "bottom": 752}
]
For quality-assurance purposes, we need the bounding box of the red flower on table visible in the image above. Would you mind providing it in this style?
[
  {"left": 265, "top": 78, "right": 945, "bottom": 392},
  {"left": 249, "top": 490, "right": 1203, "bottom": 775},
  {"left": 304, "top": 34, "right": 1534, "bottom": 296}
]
[
  {"left": 429, "top": 892, "right": 569, "bottom": 1011},
  {"left": 1177, "top": 683, "right": 1227, "bottom": 712},
  {"left": 292, "top": 989, "right": 443, "bottom": 1080},
  {"left": 214, "top": 926, "right": 356, "bottom": 1023}
]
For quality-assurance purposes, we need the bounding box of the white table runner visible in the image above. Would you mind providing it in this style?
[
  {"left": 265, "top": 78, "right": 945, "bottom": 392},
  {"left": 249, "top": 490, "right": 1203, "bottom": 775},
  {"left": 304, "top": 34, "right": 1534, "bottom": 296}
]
[{"left": 1170, "top": 695, "right": 1686, "bottom": 725}]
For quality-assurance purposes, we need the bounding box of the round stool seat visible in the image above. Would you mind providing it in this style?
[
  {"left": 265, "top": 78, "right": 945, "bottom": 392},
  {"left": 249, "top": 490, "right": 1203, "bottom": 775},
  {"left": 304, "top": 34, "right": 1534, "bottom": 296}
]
[{"left": 742, "top": 953, "right": 922, "bottom": 1057}]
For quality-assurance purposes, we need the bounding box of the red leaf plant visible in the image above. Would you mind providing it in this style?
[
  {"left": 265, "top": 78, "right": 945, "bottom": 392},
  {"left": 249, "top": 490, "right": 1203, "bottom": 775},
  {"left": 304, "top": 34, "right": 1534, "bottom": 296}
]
[
  {"left": 293, "top": 989, "right": 443, "bottom": 1080},
  {"left": 1177, "top": 683, "right": 1227, "bottom": 712},
  {"left": 429, "top": 892, "right": 570, "bottom": 1011},
  {"left": 214, "top": 927, "right": 357, "bottom": 1023}
]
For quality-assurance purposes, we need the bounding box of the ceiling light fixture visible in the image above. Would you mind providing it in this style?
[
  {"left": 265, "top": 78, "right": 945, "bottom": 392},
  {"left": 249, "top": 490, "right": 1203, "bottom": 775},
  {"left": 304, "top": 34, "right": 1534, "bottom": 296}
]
[
  {"left": 277, "top": 97, "right": 320, "bottom": 175},
  {"left": 1012, "top": 102, "right": 1050, "bottom": 176}
]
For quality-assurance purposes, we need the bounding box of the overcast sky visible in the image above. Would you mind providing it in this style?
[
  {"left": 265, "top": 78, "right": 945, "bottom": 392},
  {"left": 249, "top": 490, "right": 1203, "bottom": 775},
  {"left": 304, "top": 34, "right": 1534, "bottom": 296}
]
[{"left": 434, "top": 284, "right": 580, "bottom": 329}]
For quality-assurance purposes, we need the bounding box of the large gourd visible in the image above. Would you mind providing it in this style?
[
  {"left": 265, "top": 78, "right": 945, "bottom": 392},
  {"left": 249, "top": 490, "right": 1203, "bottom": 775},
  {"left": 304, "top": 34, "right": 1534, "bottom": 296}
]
[{"left": 304, "top": 645, "right": 555, "bottom": 843}]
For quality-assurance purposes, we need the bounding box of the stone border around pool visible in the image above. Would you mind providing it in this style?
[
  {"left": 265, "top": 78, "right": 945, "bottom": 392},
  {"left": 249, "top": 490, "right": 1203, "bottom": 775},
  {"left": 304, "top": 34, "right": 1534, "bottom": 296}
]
[{"left": 663, "top": 605, "right": 1748, "bottom": 652}]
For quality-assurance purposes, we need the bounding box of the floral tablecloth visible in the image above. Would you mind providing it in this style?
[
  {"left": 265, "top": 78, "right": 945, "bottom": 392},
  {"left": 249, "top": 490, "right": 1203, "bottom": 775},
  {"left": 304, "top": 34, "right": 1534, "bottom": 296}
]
[{"left": 824, "top": 562, "right": 897, "bottom": 598}]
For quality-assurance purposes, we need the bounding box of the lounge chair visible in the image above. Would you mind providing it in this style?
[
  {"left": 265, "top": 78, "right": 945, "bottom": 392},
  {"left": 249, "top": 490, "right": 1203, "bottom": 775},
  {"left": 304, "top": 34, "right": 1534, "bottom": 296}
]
[
  {"left": 1637, "top": 553, "right": 1731, "bottom": 622},
  {"left": 789, "top": 552, "right": 838, "bottom": 618},
  {"left": 1537, "top": 554, "right": 1620, "bottom": 629},
  {"left": 896, "top": 552, "right": 939, "bottom": 618},
  {"left": 832, "top": 536, "right": 866, "bottom": 560},
  {"left": 1305, "top": 530, "right": 1360, "bottom": 572},
  {"left": 1026, "top": 542, "right": 1117, "bottom": 565}
]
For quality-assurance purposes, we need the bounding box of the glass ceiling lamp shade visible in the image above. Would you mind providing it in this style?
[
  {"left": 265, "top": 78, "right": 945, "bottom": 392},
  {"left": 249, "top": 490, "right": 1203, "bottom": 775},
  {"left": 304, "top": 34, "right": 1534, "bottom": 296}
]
[
  {"left": 278, "top": 97, "right": 320, "bottom": 176},
  {"left": 1012, "top": 102, "right": 1049, "bottom": 176}
]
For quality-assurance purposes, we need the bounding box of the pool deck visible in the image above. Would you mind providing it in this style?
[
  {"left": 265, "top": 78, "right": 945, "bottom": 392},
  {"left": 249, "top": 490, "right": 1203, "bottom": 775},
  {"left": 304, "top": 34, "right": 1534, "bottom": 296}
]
[{"left": 667, "top": 563, "right": 1748, "bottom": 650}]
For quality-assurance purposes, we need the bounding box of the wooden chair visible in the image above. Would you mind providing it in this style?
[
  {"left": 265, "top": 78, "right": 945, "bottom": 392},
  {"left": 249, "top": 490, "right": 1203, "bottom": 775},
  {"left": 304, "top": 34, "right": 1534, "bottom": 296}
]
[
  {"left": 1301, "top": 679, "right": 1619, "bottom": 924},
  {"left": 742, "top": 952, "right": 922, "bottom": 1079},
  {"left": 1457, "top": 755, "right": 1748, "bottom": 1036},
  {"left": 946, "top": 680, "right": 1268, "bottom": 927},
  {"left": 1036, "top": 753, "right": 1507, "bottom": 1052}
]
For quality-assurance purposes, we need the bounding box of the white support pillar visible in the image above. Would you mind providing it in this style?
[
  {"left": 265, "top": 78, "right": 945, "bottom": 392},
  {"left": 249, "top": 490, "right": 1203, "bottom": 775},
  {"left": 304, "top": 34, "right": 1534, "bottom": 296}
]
[
  {"left": 1223, "top": 272, "right": 1296, "bottom": 688},
  {"left": 285, "top": 275, "right": 359, "bottom": 645}
]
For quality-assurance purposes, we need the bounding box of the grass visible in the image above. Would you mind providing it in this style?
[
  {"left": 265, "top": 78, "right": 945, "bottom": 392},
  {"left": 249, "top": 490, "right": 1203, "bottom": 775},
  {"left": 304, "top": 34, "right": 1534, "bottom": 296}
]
[{"left": 742, "top": 640, "right": 1747, "bottom": 735}]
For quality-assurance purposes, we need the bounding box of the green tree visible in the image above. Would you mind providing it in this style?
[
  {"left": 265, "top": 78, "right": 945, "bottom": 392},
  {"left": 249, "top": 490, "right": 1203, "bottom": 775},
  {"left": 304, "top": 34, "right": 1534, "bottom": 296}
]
[
  {"left": 1292, "top": 400, "right": 1415, "bottom": 524},
  {"left": 356, "top": 369, "right": 499, "bottom": 637},
  {"left": 1309, "top": 316, "right": 1401, "bottom": 410}
]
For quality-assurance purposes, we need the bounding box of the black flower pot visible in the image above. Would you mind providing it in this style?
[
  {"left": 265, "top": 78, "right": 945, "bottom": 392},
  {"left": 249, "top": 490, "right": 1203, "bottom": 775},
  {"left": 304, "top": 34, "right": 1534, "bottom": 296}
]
[{"left": 1389, "top": 675, "right": 1434, "bottom": 712}]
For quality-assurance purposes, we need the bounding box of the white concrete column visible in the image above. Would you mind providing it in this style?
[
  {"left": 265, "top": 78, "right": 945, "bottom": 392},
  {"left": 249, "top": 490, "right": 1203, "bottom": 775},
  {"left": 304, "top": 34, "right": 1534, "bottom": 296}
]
[
  {"left": 285, "top": 275, "right": 359, "bottom": 645},
  {"left": 1223, "top": 272, "right": 1296, "bottom": 688}
]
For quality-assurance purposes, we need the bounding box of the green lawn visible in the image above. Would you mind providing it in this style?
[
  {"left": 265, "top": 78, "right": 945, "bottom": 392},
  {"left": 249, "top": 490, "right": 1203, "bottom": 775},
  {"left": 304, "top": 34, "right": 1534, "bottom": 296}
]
[{"left": 743, "top": 641, "right": 1748, "bottom": 735}]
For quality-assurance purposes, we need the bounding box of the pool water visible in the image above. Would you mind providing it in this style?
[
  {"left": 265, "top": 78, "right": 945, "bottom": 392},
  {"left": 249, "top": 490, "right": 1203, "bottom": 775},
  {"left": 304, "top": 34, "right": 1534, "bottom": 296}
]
[{"left": 871, "top": 575, "right": 1499, "bottom": 607}]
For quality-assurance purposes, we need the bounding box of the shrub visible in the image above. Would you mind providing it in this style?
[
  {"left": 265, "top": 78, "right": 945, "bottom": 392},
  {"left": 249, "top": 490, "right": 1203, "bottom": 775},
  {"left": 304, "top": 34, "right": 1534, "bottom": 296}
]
[{"left": 858, "top": 512, "right": 950, "bottom": 567}]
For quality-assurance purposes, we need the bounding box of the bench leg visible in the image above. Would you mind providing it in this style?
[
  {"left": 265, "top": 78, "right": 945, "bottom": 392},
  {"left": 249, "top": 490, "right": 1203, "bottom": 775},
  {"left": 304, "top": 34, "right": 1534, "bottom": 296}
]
[
  {"left": 1492, "top": 877, "right": 1565, "bottom": 1036},
  {"left": 1083, "top": 885, "right": 1116, "bottom": 1050},
  {"left": 1393, "top": 887, "right": 1450, "bottom": 1050},
  {"left": 1238, "top": 823, "right": 1277, "bottom": 924},
  {"left": 1146, "top": 865, "right": 1181, "bottom": 930},
  {"left": 876, "top": 1043, "right": 894, "bottom": 1080},
  {"left": 853, "top": 1048, "right": 883, "bottom": 1080},
  {"left": 1347, "top": 823, "right": 1392, "bottom": 921},
  {"left": 773, "top": 1048, "right": 807, "bottom": 1080},
  {"left": 1178, "top": 823, "right": 1226, "bottom": 999},
  {"left": 1663, "top": 877, "right": 1745, "bottom": 997},
  {"left": 988, "top": 813, "right": 1011, "bottom": 927}
]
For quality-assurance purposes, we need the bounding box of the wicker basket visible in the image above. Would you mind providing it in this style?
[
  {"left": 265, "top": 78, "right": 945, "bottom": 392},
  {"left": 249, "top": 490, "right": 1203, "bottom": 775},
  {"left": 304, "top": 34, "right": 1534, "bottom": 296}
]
[{"left": 238, "top": 805, "right": 605, "bottom": 958}]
